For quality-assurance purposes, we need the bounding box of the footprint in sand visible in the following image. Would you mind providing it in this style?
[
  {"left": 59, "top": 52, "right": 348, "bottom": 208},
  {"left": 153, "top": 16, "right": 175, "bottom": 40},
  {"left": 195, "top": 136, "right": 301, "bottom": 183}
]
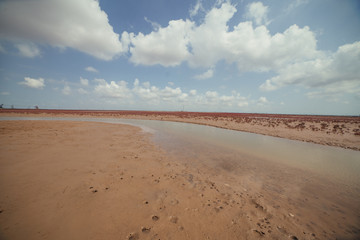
[
  {"left": 151, "top": 215, "right": 159, "bottom": 221},
  {"left": 127, "top": 232, "right": 139, "bottom": 240},
  {"left": 170, "top": 199, "right": 179, "bottom": 205},
  {"left": 169, "top": 216, "right": 178, "bottom": 223},
  {"left": 253, "top": 229, "right": 266, "bottom": 236},
  {"left": 141, "top": 226, "right": 151, "bottom": 233}
]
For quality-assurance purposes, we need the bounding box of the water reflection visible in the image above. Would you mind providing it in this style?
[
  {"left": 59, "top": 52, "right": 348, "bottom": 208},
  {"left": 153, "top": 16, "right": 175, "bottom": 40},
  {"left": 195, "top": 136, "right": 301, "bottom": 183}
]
[{"left": 1, "top": 116, "right": 359, "bottom": 184}]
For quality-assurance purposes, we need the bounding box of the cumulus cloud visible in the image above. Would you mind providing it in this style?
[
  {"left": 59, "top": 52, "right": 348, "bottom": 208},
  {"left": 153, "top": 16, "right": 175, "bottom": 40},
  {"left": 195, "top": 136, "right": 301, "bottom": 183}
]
[
  {"left": 19, "top": 77, "right": 45, "bottom": 89},
  {"left": 15, "top": 42, "right": 40, "bottom": 58},
  {"left": 129, "top": 1, "right": 357, "bottom": 99},
  {"left": 80, "top": 77, "right": 89, "bottom": 86},
  {"left": 245, "top": 2, "right": 270, "bottom": 26},
  {"left": 189, "top": 89, "right": 197, "bottom": 96},
  {"left": 203, "top": 90, "right": 248, "bottom": 107},
  {"left": 94, "top": 79, "right": 132, "bottom": 99},
  {"left": 257, "top": 96, "right": 269, "bottom": 106},
  {"left": 62, "top": 85, "right": 71, "bottom": 95},
  {"left": 129, "top": 2, "right": 318, "bottom": 72},
  {"left": 260, "top": 41, "right": 360, "bottom": 98},
  {"left": 85, "top": 66, "right": 98, "bottom": 73},
  {"left": 92, "top": 78, "right": 249, "bottom": 110},
  {"left": 130, "top": 19, "right": 193, "bottom": 66},
  {"left": 78, "top": 88, "right": 88, "bottom": 94},
  {"left": 187, "top": 3, "right": 237, "bottom": 68},
  {"left": 133, "top": 79, "right": 188, "bottom": 103},
  {"left": 0, "top": 0, "right": 126, "bottom": 60},
  {"left": 194, "top": 68, "right": 214, "bottom": 80}
]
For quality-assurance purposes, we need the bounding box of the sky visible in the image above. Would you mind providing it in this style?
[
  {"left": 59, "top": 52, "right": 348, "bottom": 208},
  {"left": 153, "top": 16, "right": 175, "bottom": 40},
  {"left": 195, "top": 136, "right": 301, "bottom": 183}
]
[{"left": 0, "top": 0, "right": 359, "bottom": 115}]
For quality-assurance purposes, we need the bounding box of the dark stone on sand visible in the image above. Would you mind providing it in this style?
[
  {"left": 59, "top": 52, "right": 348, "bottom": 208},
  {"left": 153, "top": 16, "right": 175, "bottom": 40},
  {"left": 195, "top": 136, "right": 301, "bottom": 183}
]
[{"left": 151, "top": 215, "right": 159, "bottom": 221}]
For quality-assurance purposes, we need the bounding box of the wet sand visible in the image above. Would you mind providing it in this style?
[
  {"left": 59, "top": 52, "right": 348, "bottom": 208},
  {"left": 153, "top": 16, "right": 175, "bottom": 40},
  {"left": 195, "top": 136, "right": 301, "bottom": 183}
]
[{"left": 0, "top": 120, "right": 359, "bottom": 240}]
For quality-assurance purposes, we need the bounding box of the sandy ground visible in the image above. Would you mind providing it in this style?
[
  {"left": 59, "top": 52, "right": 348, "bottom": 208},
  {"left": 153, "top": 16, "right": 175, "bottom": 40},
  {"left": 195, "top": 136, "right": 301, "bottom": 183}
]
[
  {"left": 0, "top": 120, "right": 359, "bottom": 240},
  {"left": 1, "top": 110, "right": 359, "bottom": 150}
]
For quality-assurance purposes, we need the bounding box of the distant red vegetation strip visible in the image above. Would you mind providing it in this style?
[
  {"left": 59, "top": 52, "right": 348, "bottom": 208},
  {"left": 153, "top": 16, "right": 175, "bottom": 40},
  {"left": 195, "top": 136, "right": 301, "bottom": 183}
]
[{"left": 1, "top": 109, "right": 359, "bottom": 122}]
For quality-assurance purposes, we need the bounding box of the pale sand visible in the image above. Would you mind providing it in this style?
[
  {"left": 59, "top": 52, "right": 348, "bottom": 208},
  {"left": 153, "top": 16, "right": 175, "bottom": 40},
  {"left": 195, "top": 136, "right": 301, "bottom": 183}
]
[{"left": 0, "top": 120, "right": 359, "bottom": 240}]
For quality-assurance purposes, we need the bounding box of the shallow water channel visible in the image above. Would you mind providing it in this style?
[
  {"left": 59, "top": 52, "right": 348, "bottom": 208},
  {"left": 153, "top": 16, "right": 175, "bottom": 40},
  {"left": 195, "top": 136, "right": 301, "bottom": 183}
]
[{"left": 1, "top": 116, "right": 360, "bottom": 185}]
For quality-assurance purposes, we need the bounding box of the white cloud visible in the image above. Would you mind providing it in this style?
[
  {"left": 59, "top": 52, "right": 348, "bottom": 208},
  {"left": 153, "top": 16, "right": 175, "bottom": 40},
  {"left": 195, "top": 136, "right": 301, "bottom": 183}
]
[
  {"left": 15, "top": 42, "right": 41, "bottom": 58},
  {"left": 189, "top": 89, "right": 197, "bottom": 96},
  {"left": 19, "top": 77, "right": 45, "bottom": 89},
  {"left": 62, "top": 85, "right": 71, "bottom": 95},
  {"left": 306, "top": 81, "right": 360, "bottom": 101},
  {"left": 1, "top": 91, "right": 10, "bottom": 95},
  {"left": 260, "top": 41, "right": 360, "bottom": 98},
  {"left": 128, "top": 2, "right": 318, "bottom": 74},
  {"left": 80, "top": 77, "right": 89, "bottom": 86},
  {"left": 91, "top": 78, "right": 249, "bottom": 110},
  {"left": 133, "top": 79, "right": 187, "bottom": 103},
  {"left": 257, "top": 96, "right": 269, "bottom": 106},
  {"left": 258, "top": 97, "right": 268, "bottom": 103},
  {"left": 130, "top": 19, "right": 193, "bottom": 66},
  {"left": 144, "top": 17, "right": 161, "bottom": 31},
  {"left": 285, "top": 0, "right": 309, "bottom": 14},
  {"left": 203, "top": 90, "right": 248, "bottom": 107},
  {"left": 85, "top": 66, "right": 98, "bottom": 73},
  {"left": 205, "top": 91, "right": 218, "bottom": 99},
  {"left": 78, "top": 88, "right": 88, "bottom": 94},
  {"left": 0, "top": 0, "right": 126, "bottom": 60},
  {"left": 94, "top": 79, "right": 132, "bottom": 99},
  {"left": 245, "top": 2, "right": 270, "bottom": 26},
  {"left": 189, "top": 0, "right": 204, "bottom": 17},
  {"left": 194, "top": 68, "right": 214, "bottom": 80},
  {"left": 187, "top": 3, "right": 237, "bottom": 68}
]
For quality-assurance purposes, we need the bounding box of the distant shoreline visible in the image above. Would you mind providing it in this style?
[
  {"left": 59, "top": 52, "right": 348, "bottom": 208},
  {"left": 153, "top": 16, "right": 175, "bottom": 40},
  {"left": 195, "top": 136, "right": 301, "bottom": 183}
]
[{"left": 1, "top": 109, "right": 359, "bottom": 150}]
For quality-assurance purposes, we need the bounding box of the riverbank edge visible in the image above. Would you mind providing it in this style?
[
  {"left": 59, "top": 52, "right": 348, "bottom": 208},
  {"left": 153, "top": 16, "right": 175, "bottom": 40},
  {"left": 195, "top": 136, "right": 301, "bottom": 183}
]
[{"left": 0, "top": 111, "right": 359, "bottom": 151}]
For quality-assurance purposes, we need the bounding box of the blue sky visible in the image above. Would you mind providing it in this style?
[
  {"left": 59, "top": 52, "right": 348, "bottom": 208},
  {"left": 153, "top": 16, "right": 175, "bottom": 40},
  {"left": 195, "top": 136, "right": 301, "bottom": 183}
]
[{"left": 0, "top": 0, "right": 359, "bottom": 115}]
